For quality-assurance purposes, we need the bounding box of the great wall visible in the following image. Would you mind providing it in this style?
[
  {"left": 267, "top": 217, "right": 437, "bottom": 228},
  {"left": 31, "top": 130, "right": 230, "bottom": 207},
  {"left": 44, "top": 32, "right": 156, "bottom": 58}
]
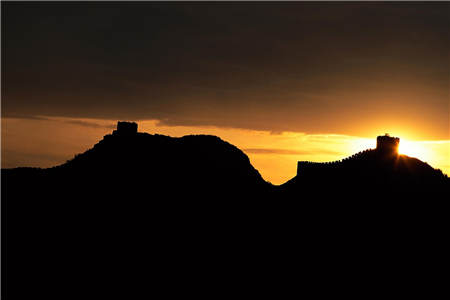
[{"left": 297, "top": 134, "right": 400, "bottom": 175}]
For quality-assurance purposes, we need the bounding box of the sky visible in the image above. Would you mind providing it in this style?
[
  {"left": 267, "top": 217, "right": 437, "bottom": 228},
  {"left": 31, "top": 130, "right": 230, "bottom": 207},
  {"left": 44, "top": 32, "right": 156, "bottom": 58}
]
[{"left": 2, "top": 2, "right": 449, "bottom": 184}]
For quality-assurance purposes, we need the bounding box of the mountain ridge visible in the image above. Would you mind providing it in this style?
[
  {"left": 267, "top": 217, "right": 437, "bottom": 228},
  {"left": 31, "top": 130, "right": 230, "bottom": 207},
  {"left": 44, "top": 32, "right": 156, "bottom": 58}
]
[
  {"left": 3, "top": 123, "right": 448, "bottom": 196},
  {"left": 2, "top": 122, "right": 448, "bottom": 299}
]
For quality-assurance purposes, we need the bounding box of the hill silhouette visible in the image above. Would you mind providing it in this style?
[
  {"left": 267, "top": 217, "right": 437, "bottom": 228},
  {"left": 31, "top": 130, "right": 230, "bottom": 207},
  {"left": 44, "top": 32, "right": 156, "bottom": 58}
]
[
  {"left": 2, "top": 123, "right": 448, "bottom": 298},
  {"left": 5, "top": 123, "right": 271, "bottom": 199},
  {"left": 282, "top": 147, "right": 448, "bottom": 199},
  {"left": 4, "top": 125, "right": 447, "bottom": 201}
]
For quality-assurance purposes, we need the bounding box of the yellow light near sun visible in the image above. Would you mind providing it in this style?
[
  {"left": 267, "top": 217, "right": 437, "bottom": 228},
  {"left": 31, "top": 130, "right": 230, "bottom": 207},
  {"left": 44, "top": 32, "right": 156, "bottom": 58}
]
[
  {"left": 348, "top": 138, "right": 376, "bottom": 154},
  {"left": 398, "top": 140, "right": 431, "bottom": 162}
]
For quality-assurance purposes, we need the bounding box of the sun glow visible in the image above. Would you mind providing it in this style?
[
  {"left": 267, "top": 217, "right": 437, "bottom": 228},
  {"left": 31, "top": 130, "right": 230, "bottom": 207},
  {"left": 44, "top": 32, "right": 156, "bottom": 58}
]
[
  {"left": 398, "top": 139, "right": 431, "bottom": 161},
  {"left": 3, "top": 117, "right": 450, "bottom": 183}
]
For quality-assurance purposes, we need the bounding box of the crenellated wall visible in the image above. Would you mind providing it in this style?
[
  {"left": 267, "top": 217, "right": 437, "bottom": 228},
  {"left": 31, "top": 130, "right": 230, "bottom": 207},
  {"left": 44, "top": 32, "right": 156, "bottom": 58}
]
[{"left": 297, "top": 149, "right": 373, "bottom": 175}]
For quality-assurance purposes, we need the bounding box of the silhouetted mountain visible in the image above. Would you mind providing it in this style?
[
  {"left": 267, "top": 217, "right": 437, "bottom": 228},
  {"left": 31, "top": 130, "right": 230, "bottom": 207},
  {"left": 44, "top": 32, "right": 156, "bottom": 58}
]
[
  {"left": 2, "top": 124, "right": 448, "bottom": 298},
  {"left": 5, "top": 125, "right": 271, "bottom": 201},
  {"left": 282, "top": 148, "right": 448, "bottom": 199},
  {"left": 2, "top": 122, "right": 276, "bottom": 299}
]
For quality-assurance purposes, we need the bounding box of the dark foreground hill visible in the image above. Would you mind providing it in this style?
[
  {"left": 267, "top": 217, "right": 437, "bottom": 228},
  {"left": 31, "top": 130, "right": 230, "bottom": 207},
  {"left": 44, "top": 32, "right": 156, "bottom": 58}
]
[
  {"left": 2, "top": 123, "right": 449, "bottom": 298},
  {"left": 282, "top": 148, "right": 448, "bottom": 199},
  {"left": 5, "top": 128, "right": 271, "bottom": 200}
]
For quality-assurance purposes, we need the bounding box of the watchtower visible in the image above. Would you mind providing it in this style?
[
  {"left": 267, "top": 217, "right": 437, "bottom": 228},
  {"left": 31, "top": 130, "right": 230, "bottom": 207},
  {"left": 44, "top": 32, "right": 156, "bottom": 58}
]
[
  {"left": 376, "top": 133, "right": 399, "bottom": 155},
  {"left": 113, "top": 121, "right": 138, "bottom": 135}
]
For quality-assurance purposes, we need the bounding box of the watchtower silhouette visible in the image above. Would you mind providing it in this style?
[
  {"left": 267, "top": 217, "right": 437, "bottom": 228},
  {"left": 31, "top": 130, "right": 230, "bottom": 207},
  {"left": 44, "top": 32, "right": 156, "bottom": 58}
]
[
  {"left": 376, "top": 133, "right": 399, "bottom": 155},
  {"left": 112, "top": 121, "right": 138, "bottom": 136}
]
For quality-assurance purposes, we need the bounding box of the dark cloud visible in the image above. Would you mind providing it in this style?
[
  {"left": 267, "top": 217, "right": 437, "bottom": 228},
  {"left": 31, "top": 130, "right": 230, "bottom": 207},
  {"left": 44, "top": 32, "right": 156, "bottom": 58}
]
[
  {"left": 2, "top": 2, "right": 448, "bottom": 139},
  {"left": 6, "top": 116, "right": 116, "bottom": 129},
  {"left": 59, "top": 119, "right": 116, "bottom": 129}
]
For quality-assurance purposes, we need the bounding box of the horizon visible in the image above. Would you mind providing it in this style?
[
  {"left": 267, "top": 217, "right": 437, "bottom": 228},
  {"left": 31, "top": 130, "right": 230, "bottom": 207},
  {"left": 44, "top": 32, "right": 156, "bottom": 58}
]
[
  {"left": 2, "top": 117, "right": 449, "bottom": 184},
  {"left": 2, "top": 2, "right": 449, "bottom": 184}
]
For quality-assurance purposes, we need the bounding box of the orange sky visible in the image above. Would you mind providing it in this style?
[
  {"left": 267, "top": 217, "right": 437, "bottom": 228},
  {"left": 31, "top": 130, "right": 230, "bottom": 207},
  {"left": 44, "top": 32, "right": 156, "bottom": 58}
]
[
  {"left": 2, "top": 117, "right": 448, "bottom": 185},
  {"left": 3, "top": 3, "right": 449, "bottom": 139},
  {"left": 2, "top": 3, "right": 449, "bottom": 182}
]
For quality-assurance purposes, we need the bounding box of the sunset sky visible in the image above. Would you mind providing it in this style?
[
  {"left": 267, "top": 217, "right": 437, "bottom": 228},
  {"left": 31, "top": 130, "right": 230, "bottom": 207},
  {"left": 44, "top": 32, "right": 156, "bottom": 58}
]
[{"left": 2, "top": 2, "right": 449, "bottom": 184}]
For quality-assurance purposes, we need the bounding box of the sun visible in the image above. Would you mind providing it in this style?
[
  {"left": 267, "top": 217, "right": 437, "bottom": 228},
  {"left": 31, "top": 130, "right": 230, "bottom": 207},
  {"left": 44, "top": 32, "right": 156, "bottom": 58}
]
[{"left": 398, "top": 139, "right": 430, "bottom": 161}]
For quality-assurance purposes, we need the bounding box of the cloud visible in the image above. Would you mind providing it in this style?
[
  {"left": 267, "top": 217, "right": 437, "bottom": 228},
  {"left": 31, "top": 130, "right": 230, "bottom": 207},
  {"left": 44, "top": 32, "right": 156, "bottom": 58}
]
[
  {"left": 2, "top": 3, "right": 448, "bottom": 139},
  {"left": 6, "top": 116, "right": 116, "bottom": 129},
  {"left": 59, "top": 119, "right": 116, "bottom": 129},
  {"left": 243, "top": 148, "right": 341, "bottom": 156}
]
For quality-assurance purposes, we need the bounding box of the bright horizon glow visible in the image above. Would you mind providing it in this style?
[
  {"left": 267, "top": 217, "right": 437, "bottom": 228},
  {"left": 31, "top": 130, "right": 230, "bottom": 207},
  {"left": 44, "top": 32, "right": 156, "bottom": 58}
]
[
  {"left": 2, "top": 117, "right": 449, "bottom": 184},
  {"left": 398, "top": 139, "right": 429, "bottom": 159},
  {"left": 398, "top": 139, "right": 450, "bottom": 168}
]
